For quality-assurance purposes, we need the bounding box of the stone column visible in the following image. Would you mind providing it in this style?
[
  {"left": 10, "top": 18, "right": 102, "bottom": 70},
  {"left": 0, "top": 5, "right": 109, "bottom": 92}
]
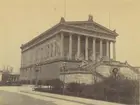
[
  {"left": 92, "top": 38, "right": 96, "bottom": 60},
  {"left": 85, "top": 36, "right": 88, "bottom": 60},
  {"left": 69, "top": 33, "right": 72, "bottom": 59},
  {"left": 106, "top": 40, "right": 109, "bottom": 58},
  {"left": 113, "top": 41, "right": 116, "bottom": 60},
  {"left": 60, "top": 32, "right": 64, "bottom": 57},
  {"left": 100, "top": 39, "right": 103, "bottom": 58},
  {"left": 77, "top": 35, "right": 81, "bottom": 59},
  {"left": 109, "top": 42, "right": 111, "bottom": 59}
]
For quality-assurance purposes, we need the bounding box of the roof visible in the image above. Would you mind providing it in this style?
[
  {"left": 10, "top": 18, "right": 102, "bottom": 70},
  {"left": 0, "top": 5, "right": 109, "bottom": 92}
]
[{"left": 21, "top": 15, "right": 118, "bottom": 49}]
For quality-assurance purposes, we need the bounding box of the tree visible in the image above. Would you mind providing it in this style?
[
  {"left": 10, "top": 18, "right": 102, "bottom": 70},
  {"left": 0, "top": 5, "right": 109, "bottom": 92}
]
[
  {"left": 51, "top": 79, "right": 63, "bottom": 90},
  {"left": 45, "top": 79, "right": 63, "bottom": 92},
  {"left": 67, "top": 82, "right": 85, "bottom": 96}
]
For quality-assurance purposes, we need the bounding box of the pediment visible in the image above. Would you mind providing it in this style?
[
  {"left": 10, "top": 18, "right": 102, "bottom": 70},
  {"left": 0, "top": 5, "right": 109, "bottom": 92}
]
[{"left": 65, "top": 21, "right": 116, "bottom": 35}]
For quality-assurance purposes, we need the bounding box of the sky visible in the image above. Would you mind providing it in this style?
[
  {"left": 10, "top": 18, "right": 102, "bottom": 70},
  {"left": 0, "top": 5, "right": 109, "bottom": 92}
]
[{"left": 0, "top": 0, "right": 140, "bottom": 72}]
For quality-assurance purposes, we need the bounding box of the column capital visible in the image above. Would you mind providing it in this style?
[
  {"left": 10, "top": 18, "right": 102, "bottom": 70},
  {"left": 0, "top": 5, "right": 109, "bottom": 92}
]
[{"left": 110, "top": 40, "right": 116, "bottom": 43}]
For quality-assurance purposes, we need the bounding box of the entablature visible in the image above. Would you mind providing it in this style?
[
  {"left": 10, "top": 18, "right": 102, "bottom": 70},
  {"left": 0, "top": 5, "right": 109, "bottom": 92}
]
[{"left": 21, "top": 23, "right": 117, "bottom": 53}]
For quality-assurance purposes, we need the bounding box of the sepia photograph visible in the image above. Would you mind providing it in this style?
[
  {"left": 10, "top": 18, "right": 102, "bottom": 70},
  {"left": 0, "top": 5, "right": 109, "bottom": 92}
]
[{"left": 0, "top": 0, "right": 139, "bottom": 105}]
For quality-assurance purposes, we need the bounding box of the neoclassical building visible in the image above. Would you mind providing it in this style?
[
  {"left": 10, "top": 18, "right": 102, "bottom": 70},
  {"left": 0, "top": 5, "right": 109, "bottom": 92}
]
[{"left": 20, "top": 15, "right": 139, "bottom": 84}]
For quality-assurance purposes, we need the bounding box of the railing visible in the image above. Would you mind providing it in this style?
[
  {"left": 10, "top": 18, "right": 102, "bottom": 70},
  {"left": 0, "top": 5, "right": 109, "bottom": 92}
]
[
  {"left": 60, "top": 57, "right": 104, "bottom": 75},
  {"left": 88, "top": 57, "right": 104, "bottom": 71},
  {"left": 125, "top": 63, "right": 139, "bottom": 74},
  {"left": 80, "top": 57, "right": 104, "bottom": 76}
]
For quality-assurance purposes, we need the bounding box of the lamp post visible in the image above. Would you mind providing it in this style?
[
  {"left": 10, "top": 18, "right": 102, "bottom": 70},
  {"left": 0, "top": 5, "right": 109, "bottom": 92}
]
[{"left": 60, "top": 62, "right": 67, "bottom": 95}]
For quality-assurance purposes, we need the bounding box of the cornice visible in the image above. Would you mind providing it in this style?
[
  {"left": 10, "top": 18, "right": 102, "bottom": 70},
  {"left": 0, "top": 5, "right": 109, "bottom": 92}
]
[{"left": 20, "top": 58, "right": 82, "bottom": 69}]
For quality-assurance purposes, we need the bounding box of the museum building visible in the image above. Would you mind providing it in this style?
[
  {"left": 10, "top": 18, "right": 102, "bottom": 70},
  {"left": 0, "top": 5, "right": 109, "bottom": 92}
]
[{"left": 20, "top": 15, "right": 139, "bottom": 84}]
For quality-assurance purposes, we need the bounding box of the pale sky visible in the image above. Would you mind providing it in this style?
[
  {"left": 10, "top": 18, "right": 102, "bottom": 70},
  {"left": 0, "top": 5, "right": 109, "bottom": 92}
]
[{"left": 0, "top": 0, "right": 140, "bottom": 72}]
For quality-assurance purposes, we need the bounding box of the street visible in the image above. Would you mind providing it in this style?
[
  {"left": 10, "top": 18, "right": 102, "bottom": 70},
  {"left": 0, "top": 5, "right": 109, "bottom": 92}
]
[
  {"left": 0, "top": 86, "right": 127, "bottom": 105},
  {"left": 0, "top": 90, "right": 56, "bottom": 105},
  {"left": 0, "top": 86, "right": 85, "bottom": 105}
]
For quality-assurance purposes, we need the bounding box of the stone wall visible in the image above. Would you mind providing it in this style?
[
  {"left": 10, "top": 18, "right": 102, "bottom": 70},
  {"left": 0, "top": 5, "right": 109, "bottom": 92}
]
[
  {"left": 60, "top": 73, "right": 93, "bottom": 84},
  {"left": 59, "top": 63, "right": 139, "bottom": 85},
  {"left": 119, "top": 66, "right": 138, "bottom": 80},
  {"left": 60, "top": 73, "right": 103, "bottom": 84},
  {"left": 21, "top": 34, "right": 61, "bottom": 68},
  {"left": 20, "top": 60, "right": 81, "bottom": 82}
]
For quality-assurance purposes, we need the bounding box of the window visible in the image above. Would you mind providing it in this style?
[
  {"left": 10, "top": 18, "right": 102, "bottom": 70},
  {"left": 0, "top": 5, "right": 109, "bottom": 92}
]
[
  {"left": 48, "top": 45, "right": 50, "bottom": 58},
  {"left": 51, "top": 44, "right": 53, "bottom": 57},
  {"left": 41, "top": 47, "right": 43, "bottom": 60}
]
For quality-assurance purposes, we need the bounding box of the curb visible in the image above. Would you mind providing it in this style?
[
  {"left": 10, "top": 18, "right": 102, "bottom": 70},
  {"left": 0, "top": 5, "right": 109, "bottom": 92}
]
[
  {"left": 20, "top": 90, "right": 125, "bottom": 105},
  {"left": 20, "top": 90, "right": 95, "bottom": 105}
]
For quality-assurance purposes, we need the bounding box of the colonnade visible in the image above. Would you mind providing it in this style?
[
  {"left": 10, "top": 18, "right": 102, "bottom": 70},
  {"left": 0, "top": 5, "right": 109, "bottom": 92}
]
[{"left": 60, "top": 32, "right": 116, "bottom": 61}]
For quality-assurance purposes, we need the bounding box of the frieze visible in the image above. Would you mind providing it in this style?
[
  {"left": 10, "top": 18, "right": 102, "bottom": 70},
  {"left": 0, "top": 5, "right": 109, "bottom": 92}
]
[
  {"left": 61, "top": 29, "right": 116, "bottom": 42},
  {"left": 84, "top": 25, "right": 111, "bottom": 34}
]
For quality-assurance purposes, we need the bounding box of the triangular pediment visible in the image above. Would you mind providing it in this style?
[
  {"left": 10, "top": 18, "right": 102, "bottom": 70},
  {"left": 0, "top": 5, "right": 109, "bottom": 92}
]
[{"left": 65, "top": 21, "right": 116, "bottom": 35}]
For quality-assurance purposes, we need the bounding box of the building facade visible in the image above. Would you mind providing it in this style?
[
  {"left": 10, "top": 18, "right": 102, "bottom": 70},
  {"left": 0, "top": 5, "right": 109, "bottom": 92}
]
[
  {"left": 20, "top": 15, "right": 120, "bottom": 84},
  {"left": 0, "top": 71, "right": 19, "bottom": 83}
]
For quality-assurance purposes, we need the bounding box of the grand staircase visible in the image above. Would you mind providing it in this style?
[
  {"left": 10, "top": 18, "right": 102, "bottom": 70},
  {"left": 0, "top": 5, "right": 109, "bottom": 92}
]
[
  {"left": 61, "top": 57, "right": 139, "bottom": 85},
  {"left": 80, "top": 58, "right": 139, "bottom": 81},
  {"left": 80, "top": 58, "right": 106, "bottom": 79}
]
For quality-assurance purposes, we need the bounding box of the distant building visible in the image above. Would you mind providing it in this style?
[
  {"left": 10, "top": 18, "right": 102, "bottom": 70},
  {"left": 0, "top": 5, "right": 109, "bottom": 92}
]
[
  {"left": 20, "top": 15, "right": 139, "bottom": 84},
  {"left": 0, "top": 71, "right": 19, "bottom": 83},
  {"left": 8, "top": 73, "right": 20, "bottom": 82},
  {"left": 0, "top": 71, "right": 3, "bottom": 82}
]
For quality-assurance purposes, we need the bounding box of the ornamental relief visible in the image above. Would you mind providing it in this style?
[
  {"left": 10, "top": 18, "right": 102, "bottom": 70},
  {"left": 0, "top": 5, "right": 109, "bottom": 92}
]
[
  {"left": 84, "top": 25, "right": 110, "bottom": 34},
  {"left": 64, "top": 25, "right": 113, "bottom": 35}
]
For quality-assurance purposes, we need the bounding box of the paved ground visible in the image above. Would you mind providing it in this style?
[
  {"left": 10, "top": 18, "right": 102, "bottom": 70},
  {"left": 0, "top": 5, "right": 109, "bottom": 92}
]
[
  {"left": 0, "top": 90, "right": 56, "bottom": 105},
  {"left": 0, "top": 86, "right": 126, "bottom": 105},
  {"left": 0, "top": 86, "right": 85, "bottom": 105}
]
